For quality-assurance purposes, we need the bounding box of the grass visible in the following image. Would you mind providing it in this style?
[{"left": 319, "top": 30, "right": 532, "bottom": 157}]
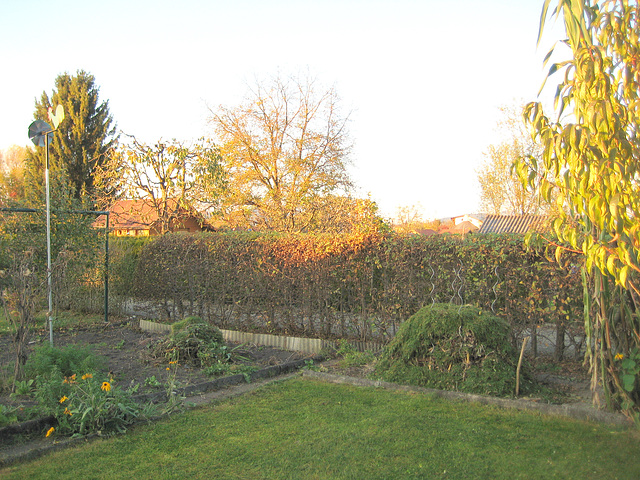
[
  {"left": 0, "top": 310, "right": 12, "bottom": 335},
  {"left": 34, "top": 311, "right": 109, "bottom": 330},
  {"left": 2, "top": 377, "right": 639, "bottom": 479},
  {"left": 0, "top": 310, "right": 115, "bottom": 336}
]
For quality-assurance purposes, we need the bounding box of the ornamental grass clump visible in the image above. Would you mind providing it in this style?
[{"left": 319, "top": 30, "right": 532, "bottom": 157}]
[{"left": 374, "top": 303, "right": 536, "bottom": 397}]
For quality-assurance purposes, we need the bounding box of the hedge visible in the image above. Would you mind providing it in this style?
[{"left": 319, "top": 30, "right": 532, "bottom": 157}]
[{"left": 107, "top": 231, "right": 583, "bottom": 351}]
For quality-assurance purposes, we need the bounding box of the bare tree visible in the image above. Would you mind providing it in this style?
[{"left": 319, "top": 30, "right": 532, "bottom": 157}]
[
  {"left": 94, "top": 135, "right": 225, "bottom": 234},
  {"left": 394, "top": 204, "right": 426, "bottom": 234},
  {"left": 209, "top": 74, "right": 353, "bottom": 232},
  {"left": 0, "top": 251, "right": 42, "bottom": 389}
]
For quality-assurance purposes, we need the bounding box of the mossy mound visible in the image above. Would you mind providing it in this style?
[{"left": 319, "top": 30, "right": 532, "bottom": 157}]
[{"left": 374, "top": 303, "right": 535, "bottom": 397}]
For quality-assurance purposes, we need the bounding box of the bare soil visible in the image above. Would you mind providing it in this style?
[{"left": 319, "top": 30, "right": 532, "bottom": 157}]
[{"left": 0, "top": 320, "right": 313, "bottom": 413}]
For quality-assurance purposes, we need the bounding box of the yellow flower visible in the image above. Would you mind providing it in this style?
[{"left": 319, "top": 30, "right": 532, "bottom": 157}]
[
  {"left": 615, "top": 353, "right": 624, "bottom": 361},
  {"left": 46, "top": 427, "right": 55, "bottom": 438},
  {"left": 101, "top": 381, "right": 111, "bottom": 392},
  {"left": 169, "top": 360, "right": 178, "bottom": 365},
  {"left": 166, "top": 367, "right": 170, "bottom": 371},
  {"left": 59, "top": 396, "right": 68, "bottom": 403},
  {"left": 82, "top": 373, "right": 93, "bottom": 380},
  {"left": 63, "top": 408, "right": 73, "bottom": 416}
]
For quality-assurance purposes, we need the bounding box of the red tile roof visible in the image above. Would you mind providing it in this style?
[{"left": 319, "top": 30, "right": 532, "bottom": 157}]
[{"left": 93, "top": 198, "right": 209, "bottom": 232}]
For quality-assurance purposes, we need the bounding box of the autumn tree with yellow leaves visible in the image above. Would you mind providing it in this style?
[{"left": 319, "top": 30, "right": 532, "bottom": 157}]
[
  {"left": 516, "top": 0, "right": 640, "bottom": 416},
  {"left": 209, "top": 74, "right": 354, "bottom": 233}
]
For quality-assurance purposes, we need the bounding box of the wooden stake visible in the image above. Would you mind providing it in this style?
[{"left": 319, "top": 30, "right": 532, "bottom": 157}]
[{"left": 516, "top": 336, "right": 530, "bottom": 397}]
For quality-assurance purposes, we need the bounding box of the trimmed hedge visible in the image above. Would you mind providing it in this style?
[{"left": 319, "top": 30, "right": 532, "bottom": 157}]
[{"left": 106, "top": 231, "right": 583, "bottom": 346}]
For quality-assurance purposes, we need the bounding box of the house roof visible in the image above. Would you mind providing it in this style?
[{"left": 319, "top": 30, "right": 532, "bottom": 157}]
[
  {"left": 477, "top": 214, "right": 549, "bottom": 234},
  {"left": 93, "top": 198, "right": 209, "bottom": 230},
  {"left": 452, "top": 220, "right": 479, "bottom": 234},
  {"left": 451, "top": 213, "right": 487, "bottom": 223},
  {"left": 414, "top": 228, "right": 438, "bottom": 236},
  {"left": 439, "top": 220, "right": 479, "bottom": 235}
]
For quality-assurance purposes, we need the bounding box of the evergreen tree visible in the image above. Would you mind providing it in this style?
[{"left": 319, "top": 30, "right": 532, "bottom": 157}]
[{"left": 24, "top": 70, "right": 117, "bottom": 205}]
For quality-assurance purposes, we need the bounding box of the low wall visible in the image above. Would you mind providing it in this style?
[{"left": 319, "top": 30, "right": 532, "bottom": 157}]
[{"left": 138, "top": 319, "right": 382, "bottom": 354}]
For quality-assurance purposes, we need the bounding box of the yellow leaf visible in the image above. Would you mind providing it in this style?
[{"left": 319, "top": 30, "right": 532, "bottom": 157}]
[
  {"left": 606, "top": 255, "right": 616, "bottom": 276},
  {"left": 619, "top": 265, "right": 630, "bottom": 288}
]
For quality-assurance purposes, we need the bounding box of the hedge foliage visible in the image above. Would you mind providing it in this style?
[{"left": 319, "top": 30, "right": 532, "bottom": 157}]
[{"left": 110, "top": 231, "right": 583, "bottom": 345}]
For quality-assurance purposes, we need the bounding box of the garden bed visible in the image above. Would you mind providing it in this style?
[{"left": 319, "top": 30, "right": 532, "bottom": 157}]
[
  {"left": 0, "top": 319, "right": 316, "bottom": 424},
  {"left": 0, "top": 318, "right": 630, "bottom": 468}
]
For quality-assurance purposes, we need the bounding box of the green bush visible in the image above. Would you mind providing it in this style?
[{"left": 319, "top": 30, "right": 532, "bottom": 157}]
[
  {"left": 24, "top": 344, "right": 105, "bottom": 379},
  {"left": 108, "top": 236, "right": 153, "bottom": 296},
  {"left": 374, "top": 303, "right": 536, "bottom": 397},
  {"left": 0, "top": 404, "right": 19, "bottom": 427},
  {"left": 170, "top": 316, "right": 211, "bottom": 335}
]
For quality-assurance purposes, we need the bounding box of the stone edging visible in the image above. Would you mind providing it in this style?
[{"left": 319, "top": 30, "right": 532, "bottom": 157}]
[
  {"left": 132, "top": 355, "right": 323, "bottom": 404},
  {"left": 301, "top": 370, "right": 632, "bottom": 427}
]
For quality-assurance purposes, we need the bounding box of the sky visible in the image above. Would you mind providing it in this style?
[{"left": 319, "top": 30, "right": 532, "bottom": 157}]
[{"left": 0, "top": 0, "right": 565, "bottom": 221}]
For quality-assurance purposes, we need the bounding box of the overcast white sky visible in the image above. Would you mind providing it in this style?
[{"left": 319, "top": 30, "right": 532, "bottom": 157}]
[{"left": 0, "top": 0, "right": 564, "bottom": 220}]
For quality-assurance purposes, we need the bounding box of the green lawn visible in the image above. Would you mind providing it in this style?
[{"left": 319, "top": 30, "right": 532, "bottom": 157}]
[{"left": 2, "top": 377, "right": 639, "bottom": 479}]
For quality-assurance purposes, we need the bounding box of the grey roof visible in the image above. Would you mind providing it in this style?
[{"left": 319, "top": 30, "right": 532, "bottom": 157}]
[{"left": 478, "top": 214, "right": 549, "bottom": 234}]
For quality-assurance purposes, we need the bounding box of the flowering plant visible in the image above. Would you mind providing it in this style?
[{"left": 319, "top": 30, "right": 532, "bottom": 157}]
[{"left": 38, "top": 370, "right": 140, "bottom": 437}]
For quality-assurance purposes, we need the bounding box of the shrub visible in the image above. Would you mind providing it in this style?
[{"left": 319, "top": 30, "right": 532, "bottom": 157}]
[
  {"left": 124, "top": 231, "right": 583, "bottom": 348},
  {"left": 24, "top": 344, "right": 105, "bottom": 379},
  {"left": 170, "top": 316, "right": 212, "bottom": 336},
  {"left": 374, "top": 303, "right": 536, "bottom": 397},
  {"left": 0, "top": 404, "right": 19, "bottom": 427},
  {"left": 108, "top": 236, "right": 152, "bottom": 296}
]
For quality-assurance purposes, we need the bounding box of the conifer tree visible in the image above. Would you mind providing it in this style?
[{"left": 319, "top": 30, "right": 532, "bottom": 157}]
[{"left": 24, "top": 70, "right": 117, "bottom": 205}]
